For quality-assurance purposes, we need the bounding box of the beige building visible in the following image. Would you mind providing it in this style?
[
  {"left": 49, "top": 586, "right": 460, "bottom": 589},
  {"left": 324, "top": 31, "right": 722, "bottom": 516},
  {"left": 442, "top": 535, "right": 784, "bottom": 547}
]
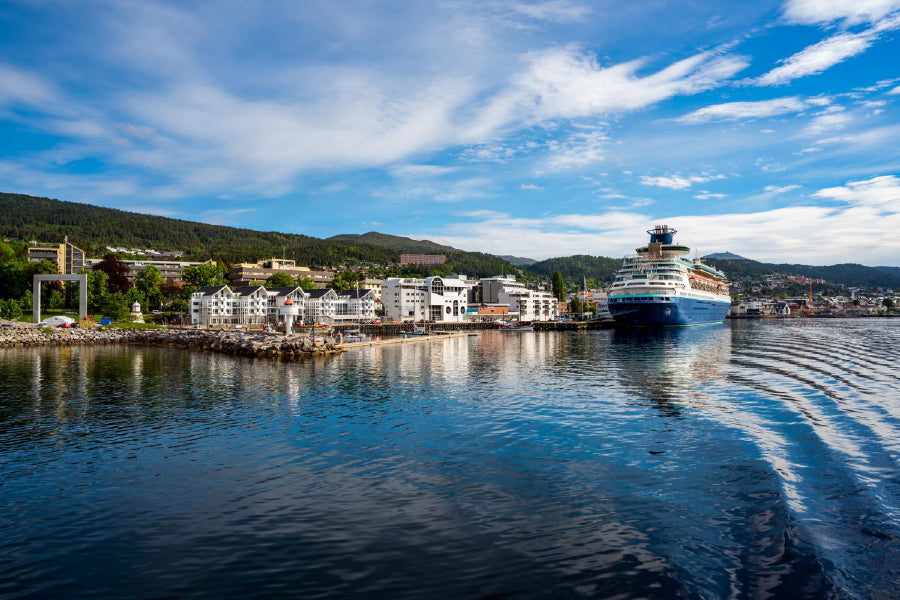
[
  {"left": 227, "top": 258, "right": 334, "bottom": 288},
  {"left": 28, "top": 238, "right": 84, "bottom": 274}
]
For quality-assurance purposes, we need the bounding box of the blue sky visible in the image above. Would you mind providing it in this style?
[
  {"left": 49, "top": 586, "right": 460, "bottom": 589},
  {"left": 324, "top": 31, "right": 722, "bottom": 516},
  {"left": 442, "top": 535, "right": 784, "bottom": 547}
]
[{"left": 1, "top": 0, "right": 899, "bottom": 265}]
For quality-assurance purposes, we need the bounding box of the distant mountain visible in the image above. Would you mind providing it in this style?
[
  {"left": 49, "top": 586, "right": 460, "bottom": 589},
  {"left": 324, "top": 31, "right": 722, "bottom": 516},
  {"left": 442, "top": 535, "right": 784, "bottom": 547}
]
[
  {"left": 705, "top": 258, "right": 900, "bottom": 289},
  {"left": 703, "top": 251, "right": 749, "bottom": 261},
  {"left": 875, "top": 266, "right": 900, "bottom": 282},
  {"left": 499, "top": 255, "right": 537, "bottom": 266},
  {"left": 328, "top": 232, "right": 456, "bottom": 254}
]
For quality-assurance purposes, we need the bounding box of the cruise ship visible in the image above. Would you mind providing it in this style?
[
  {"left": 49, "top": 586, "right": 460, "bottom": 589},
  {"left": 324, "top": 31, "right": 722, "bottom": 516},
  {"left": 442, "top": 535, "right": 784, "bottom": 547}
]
[{"left": 608, "top": 225, "right": 730, "bottom": 327}]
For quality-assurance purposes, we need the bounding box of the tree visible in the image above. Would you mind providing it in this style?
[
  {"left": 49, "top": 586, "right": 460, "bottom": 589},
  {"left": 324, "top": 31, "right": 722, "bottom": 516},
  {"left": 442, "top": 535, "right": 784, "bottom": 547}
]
[
  {"left": 101, "top": 292, "right": 131, "bottom": 321},
  {"left": 84, "top": 269, "right": 109, "bottom": 313},
  {"left": 297, "top": 276, "right": 317, "bottom": 290},
  {"left": 884, "top": 298, "right": 894, "bottom": 310},
  {"left": 570, "top": 296, "right": 583, "bottom": 314},
  {"left": 551, "top": 271, "right": 566, "bottom": 302},
  {"left": 181, "top": 263, "right": 225, "bottom": 287},
  {"left": 135, "top": 264, "right": 163, "bottom": 308},
  {"left": 266, "top": 272, "right": 295, "bottom": 288},
  {"left": 93, "top": 254, "right": 131, "bottom": 293},
  {"left": 331, "top": 271, "right": 360, "bottom": 293}
]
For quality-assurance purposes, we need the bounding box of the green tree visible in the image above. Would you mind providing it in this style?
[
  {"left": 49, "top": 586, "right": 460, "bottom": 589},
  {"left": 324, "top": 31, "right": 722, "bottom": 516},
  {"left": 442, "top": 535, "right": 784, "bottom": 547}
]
[
  {"left": 83, "top": 269, "right": 109, "bottom": 313},
  {"left": 135, "top": 264, "right": 163, "bottom": 308},
  {"left": 0, "top": 298, "right": 23, "bottom": 319},
  {"left": 330, "top": 271, "right": 360, "bottom": 293},
  {"left": 570, "top": 295, "right": 583, "bottom": 314},
  {"left": 266, "top": 272, "right": 295, "bottom": 287},
  {"left": 551, "top": 271, "right": 566, "bottom": 302},
  {"left": 182, "top": 263, "right": 226, "bottom": 287},
  {"left": 297, "top": 276, "right": 317, "bottom": 290},
  {"left": 101, "top": 292, "right": 131, "bottom": 321},
  {"left": 884, "top": 298, "right": 894, "bottom": 310}
]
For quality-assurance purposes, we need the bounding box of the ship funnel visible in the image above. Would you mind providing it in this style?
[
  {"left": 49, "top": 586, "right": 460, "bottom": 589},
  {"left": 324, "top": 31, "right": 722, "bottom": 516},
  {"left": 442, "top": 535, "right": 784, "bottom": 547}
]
[{"left": 647, "top": 224, "right": 676, "bottom": 244}]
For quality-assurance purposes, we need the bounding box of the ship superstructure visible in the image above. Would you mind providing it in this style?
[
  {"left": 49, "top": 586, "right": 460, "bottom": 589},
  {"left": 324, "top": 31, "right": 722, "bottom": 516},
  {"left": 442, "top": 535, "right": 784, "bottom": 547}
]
[{"left": 608, "top": 225, "right": 730, "bottom": 326}]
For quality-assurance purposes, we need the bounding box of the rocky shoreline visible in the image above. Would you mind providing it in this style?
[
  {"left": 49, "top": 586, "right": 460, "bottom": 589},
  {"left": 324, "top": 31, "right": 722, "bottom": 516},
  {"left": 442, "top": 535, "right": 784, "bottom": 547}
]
[{"left": 0, "top": 325, "right": 343, "bottom": 359}]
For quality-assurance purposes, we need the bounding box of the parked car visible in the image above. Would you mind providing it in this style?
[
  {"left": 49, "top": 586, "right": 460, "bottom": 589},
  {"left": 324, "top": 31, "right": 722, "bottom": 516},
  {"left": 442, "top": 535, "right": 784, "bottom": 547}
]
[{"left": 39, "top": 316, "right": 76, "bottom": 328}]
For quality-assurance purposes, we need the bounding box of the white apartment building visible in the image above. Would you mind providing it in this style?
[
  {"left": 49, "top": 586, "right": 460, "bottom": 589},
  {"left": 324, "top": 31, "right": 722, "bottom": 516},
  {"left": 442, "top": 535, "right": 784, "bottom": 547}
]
[
  {"left": 265, "top": 287, "right": 308, "bottom": 326},
  {"left": 232, "top": 286, "right": 269, "bottom": 326},
  {"left": 304, "top": 289, "right": 339, "bottom": 325},
  {"left": 191, "top": 285, "right": 308, "bottom": 327},
  {"left": 334, "top": 288, "right": 378, "bottom": 324},
  {"left": 382, "top": 276, "right": 470, "bottom": 323},
  {"left": 475, "top": 275, "right": 558, "bottom": 321},
  {"left": 191, "top": 285, "right": 235, "bottom": 326}
]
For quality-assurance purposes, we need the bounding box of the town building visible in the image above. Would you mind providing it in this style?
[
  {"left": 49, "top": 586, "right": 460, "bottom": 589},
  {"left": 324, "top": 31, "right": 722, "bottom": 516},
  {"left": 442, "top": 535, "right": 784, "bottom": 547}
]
[
  {"left": 334, "top": 288, "right": 378, "bottom": 323},
  {"left": 304, "top": 288, "right": 339, "bottom": 325},
  {"left": 473, "top": 275, "right": 558, "bottom": 321},
  {"left": 265, "top": 287, "right": 308, "bottom": 327},
  {"left": 28, "top": 238, "right": 84, "bottom": 274},
  {"left": 382, "top": 276, "right": 470, "bottom": 322},
  {"left": 399, "top": 254, "right": 446, "bottom": 266},
  {"left": 190, "top": 285, "right": 234, "bottom": 326},
  {"left": 84, "top": 258, "right": 204, "bottom": 283},
  {"left": 227, "top": 258, "right": 334, "bottom": 288}
]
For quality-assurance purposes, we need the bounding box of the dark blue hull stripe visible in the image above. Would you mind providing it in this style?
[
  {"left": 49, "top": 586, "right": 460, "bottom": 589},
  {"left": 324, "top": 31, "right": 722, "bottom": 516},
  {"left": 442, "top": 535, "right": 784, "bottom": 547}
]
[{"left": 609, "top": 296, "right": 729, "bottom": 327}]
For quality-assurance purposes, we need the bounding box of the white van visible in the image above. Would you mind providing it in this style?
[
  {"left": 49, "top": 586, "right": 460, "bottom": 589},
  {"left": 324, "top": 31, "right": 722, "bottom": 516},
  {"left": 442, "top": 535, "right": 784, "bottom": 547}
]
[{"left": 39, "top": 315, "right": 76, "bottom": 327}]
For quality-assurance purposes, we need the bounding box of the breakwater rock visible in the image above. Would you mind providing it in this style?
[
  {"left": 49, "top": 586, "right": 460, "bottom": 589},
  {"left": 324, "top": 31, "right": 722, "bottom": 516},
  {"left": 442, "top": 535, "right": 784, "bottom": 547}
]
[{"left": 0, "top": 327, "right": 342, "bottom": 359}]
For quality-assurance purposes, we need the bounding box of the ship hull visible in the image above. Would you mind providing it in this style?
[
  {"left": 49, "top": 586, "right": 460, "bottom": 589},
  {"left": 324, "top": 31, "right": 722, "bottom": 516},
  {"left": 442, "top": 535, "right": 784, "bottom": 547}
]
[{"left": 609, "top": 295, "right": 729, "bottom": 327}]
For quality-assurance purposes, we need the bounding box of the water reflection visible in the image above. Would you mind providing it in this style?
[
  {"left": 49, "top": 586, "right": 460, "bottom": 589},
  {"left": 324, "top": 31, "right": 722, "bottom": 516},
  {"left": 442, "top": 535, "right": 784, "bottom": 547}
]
[{"left": 1, "top": 322, "right": 899, "bottom": 598}]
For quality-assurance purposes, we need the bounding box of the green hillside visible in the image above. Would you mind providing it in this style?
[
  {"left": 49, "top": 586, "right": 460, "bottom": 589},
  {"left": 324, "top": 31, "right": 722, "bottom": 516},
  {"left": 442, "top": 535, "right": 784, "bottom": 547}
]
[
  {"left": 0, "top": 192, "right": 516, "bottom": 277},
  {"left": 525, "top": 255, "right": 622, "bottom": 286},
  {"left": 328, "top": 232, "right": 456, "bottom": 253}
]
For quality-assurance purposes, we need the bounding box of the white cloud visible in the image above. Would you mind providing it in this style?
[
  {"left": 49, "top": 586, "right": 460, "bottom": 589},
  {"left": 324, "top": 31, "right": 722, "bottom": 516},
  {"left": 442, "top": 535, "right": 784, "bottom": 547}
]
[
  {"left": 470, "top": 46, "right": 749, "bottom": 136},
  {"left": 390, "top": 164, "right": 458, "bottom": 179},
  {"left": 888, "top": 86, "right": 900, "bottom": 95},
  {"left": 755, "top": 31, "right": 875, "bottom": 86},
  {"left": 783, "top": 0, "right": 900, "bottom": 26},
  {"left": 424, "top": 179, "right": 900, "bottom": 263},
  {"left": 520, "top": 183, "right": 545, "bottom": 190},
  {"left": 812, "top": 175, "right": 900, "bottom": 210},
  {"left": 694, "top": 193, "right": 727, "bottom": 200},
  {"left": 764, "top": 184, "right": 801, "bottom": 193},
  {"left": 509, "top": 1, "right": 590, "bottom": 23},
  {"left": 804, "top": 110, "right": 853, "bottom": 135},
  {"left": 640, "top": 174, "right": 725, "bottom": 190},
  {"left": 0, "top": 63, "right": 61, "bottom": 109},
  {"left": 679, "top": 96, "right": 828, "bottom": 123},
  {"left": 540, "top": 129, "right": 609, "bottom": 172}
]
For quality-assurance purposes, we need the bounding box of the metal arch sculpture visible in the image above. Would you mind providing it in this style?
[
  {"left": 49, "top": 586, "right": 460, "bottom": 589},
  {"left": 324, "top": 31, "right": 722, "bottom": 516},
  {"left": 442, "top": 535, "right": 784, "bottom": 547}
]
[{"left": 33, "top": 273, "right": 88, "bottom": 323}]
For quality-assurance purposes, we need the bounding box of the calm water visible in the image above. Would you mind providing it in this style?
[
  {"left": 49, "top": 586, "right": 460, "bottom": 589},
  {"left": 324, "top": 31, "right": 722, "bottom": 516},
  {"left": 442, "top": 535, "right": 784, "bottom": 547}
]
[{"left": 2, "top": 320, "right": 899, "bottom": 599}]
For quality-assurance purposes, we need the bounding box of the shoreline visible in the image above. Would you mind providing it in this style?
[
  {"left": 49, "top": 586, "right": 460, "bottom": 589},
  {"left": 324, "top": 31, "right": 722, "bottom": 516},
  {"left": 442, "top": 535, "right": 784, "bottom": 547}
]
[{"left": 0, "top": 327, "right": 343, "bottom": 359}]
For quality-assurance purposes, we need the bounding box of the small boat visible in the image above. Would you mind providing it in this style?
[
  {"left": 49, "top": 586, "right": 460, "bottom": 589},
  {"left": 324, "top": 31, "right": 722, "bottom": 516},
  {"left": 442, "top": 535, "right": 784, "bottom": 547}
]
[
  {"left": 401, "top": 326, "right": 430, "bottom": 338},
  {"left": 341, "top": 329, "right": 368, "bottom": 343},
  {"left": 495, "top": 321, "right": 534, "bottom": 332}
]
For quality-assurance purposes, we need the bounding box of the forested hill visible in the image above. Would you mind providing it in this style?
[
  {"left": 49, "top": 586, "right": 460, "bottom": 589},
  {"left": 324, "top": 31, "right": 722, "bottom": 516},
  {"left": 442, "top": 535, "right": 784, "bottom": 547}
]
[
  {"left": 525, "top": 255, "right": 622, "bottom": 286},
  {"left": 0, "top": 192, "right": 517, "bottom": 276}
]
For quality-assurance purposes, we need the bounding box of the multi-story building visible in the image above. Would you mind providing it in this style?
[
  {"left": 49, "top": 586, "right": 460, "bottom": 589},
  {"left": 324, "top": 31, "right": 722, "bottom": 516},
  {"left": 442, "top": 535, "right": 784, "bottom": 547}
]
[
  {"left": 265, "top": 287, "right": 308, "bottom": 326},
  {"left": 334, "top": 288, "right": 378, "bottom": 323},
  {"left": 473, "top": 275, "right": 558, "bottom": 321},
  {"left": 304, "top": 289, "right": 339, "bottom": 325},
  {"left": 84, "top": 258, "right": 204, "bottom": 283},
  {"left": 190, "top": 285, "right": 235, "bottom": 326},
  {"left": 28, "top": 238, "right": 85, "bottom": 274},
  {"left": 227, "top": 258, "right": 334, "bottom": 288},
  {"left": 399, "top": 254, "right": 446, "bottom": 266},
  {"left": 382, "top": 276, "right": 470, "bottom": 322},
  {"left": 231, "top": 286, "right": 269, "bottom": 326}
]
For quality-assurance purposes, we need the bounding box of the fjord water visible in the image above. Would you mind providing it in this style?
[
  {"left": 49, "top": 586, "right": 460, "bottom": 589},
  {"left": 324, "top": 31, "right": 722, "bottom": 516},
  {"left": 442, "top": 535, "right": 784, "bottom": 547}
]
[{"left": 2, "top": 320, "right": 899, "bottom": 599}]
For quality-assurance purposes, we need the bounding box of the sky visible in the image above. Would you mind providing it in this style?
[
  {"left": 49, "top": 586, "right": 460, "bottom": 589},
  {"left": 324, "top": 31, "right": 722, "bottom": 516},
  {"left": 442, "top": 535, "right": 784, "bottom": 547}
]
[{"left": 1, "top": 0, "right": 900, "bottom": 265}]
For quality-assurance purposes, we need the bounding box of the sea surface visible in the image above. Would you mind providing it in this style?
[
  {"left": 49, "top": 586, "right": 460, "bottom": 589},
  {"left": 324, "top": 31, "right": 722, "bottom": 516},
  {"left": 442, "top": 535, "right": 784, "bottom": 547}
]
[{"left": 1, "top": 319, "right": 899, "bottom": 599}]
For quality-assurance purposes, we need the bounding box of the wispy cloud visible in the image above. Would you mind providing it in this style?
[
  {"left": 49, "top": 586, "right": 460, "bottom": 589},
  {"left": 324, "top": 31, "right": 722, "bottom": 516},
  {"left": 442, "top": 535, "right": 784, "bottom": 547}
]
[
  {"left": 782, "top": 0, "right": 900, "bottom": 26},
  {"left": 679, "top": 96, "right": 829, "bottom": 123},
  {"left": 764, "top": 184, "right": 801, "bottom": 193},
  {"left": 520, "top": 183, "right": 545, "bottom": 190},
  {"left": 640, "top": 174, "right": 725, "bottom": 190},
  {"left": 509, "top": 1, "right": 591, "bottom": 23},
  {"left": 755, "top": 31, "right": 875, "bottom": 86}
]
